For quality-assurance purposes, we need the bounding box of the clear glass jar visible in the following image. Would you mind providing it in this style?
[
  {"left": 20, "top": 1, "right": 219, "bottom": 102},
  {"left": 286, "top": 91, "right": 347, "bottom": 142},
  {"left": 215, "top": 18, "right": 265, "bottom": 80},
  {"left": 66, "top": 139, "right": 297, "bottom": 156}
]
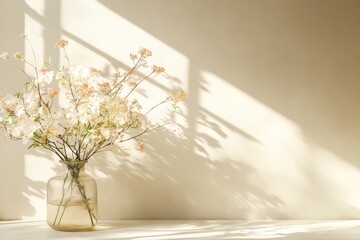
[{"left": 47, "top": 160, "right": 97, "bottom": 231}]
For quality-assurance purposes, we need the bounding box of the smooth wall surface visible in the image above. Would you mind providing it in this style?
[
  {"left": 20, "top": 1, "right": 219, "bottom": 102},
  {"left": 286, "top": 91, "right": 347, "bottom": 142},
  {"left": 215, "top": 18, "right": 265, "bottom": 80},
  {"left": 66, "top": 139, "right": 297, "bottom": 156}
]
[{"left": 1, "top": 0, "right": 360, "bottom": 220}]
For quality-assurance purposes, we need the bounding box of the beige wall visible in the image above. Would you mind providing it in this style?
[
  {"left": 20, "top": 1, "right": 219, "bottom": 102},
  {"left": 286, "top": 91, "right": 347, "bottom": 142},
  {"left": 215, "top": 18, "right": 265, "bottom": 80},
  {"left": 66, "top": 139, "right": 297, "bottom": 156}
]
[{"left": 1, "top": 0, "right": 360, "bottom": 220}]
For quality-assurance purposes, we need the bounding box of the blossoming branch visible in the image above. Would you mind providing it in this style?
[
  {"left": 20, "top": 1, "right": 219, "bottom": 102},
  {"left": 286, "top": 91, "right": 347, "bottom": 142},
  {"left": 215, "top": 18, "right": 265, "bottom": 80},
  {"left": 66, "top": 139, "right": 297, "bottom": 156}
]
[{"left": 0, "top": 36, "right": 185, "bottom": 162}]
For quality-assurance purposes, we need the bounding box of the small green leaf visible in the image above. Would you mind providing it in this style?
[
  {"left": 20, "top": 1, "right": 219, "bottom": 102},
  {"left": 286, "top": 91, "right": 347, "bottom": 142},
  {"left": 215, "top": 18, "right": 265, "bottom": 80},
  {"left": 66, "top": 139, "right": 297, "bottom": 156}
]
[
  {"left": 28, "top": 142, "right": 40, "bottom": 150},
  {"left": 14, "top": 92, "right": 23, "bottom": 98}
]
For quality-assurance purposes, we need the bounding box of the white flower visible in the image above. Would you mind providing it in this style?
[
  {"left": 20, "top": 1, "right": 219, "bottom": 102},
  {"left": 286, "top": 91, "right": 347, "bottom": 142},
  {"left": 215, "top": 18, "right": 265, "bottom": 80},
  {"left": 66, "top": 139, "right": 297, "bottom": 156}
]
[
  {"left": 72, "top": 65, "right": 90, "bottom": 80},
  {"left": 38, "top": 106, "right": 49, "bottom": 115},
  {"left": 0, "top": 47, "right": 186, "bottom": 158},
  {"left": 55, "top": 70, "right": 64, "bottom": 80},
  {"left": 15, "top": 108, "right": 26, "bottom": 118},
  {"left": 7, "top": 116, "right": 14, "bottom": 124},
  {"left": 11, "top": 126, "right": 21, "bottom": 138},
  {"left": 65, "top": 112, "right": 79, "bottom": 126},
  {"left": 4, "top": 94, "right": 19, "bottom": 106},
  {"left": 23, "top": 91, "right": 38, "bottom": 104},
  {"left": 100, "top": 129, "right": 110, "bottom": 139},
  {"left": 10, "top": 118, "right": 39, "bottom": 140},
  {"left": 35, "top": 71, "right": 54, "bottom": 85}
]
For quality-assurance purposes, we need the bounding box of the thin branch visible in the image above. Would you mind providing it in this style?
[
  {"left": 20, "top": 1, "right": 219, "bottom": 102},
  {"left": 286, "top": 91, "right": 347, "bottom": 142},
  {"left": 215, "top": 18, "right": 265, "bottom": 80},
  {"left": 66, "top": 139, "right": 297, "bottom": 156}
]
[
  {"left": 107, "top": 55, "right": 144, "bottom": 96},
  {"left": 59, "top": 135, "right": 78, "bottom": 159},
  {"left": 24, "top": 36, "right": 39, "bottom": 79},
  {"left": 123, "top": 71, "right": 154, "bottom": 99}
]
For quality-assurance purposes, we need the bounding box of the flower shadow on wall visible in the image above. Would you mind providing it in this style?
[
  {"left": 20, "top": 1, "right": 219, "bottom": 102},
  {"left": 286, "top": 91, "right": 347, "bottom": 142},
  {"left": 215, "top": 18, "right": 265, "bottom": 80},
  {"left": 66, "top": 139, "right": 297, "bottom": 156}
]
[
  {"left": 95, "top": 0, "right": 360, "bottom": 219},
  {"left": 49, "top": 36, "right": 284, "bottom": 219},
  {"left": 83, "top": 0, "right": 285, "bottom": 219},
  {"left": 89, "top": 129, "right": 284, "bottom": 220},
  {"left": 56, "top": 34, "right": 284, "bottom": 219}
]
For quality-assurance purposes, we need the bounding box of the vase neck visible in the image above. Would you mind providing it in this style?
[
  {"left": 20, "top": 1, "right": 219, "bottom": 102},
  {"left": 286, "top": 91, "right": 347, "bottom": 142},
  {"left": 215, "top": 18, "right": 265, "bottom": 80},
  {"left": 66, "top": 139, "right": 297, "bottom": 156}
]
[{"left": 61, "top": 160, "right": 87, "bottom": 178}]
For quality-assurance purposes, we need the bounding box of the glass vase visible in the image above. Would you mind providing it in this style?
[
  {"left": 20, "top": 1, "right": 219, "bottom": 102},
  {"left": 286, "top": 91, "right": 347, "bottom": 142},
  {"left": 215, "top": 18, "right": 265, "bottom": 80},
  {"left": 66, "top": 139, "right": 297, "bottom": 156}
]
[{"left": 47, "top": 160, "right": 97, "bottom": 231}]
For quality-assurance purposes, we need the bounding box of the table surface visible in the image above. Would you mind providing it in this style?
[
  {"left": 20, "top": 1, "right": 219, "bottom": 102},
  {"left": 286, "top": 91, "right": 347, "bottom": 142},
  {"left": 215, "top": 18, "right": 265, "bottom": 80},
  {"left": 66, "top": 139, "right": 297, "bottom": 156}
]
[{"left": 1, "top": 220, "right": 360, "bottom": 240}]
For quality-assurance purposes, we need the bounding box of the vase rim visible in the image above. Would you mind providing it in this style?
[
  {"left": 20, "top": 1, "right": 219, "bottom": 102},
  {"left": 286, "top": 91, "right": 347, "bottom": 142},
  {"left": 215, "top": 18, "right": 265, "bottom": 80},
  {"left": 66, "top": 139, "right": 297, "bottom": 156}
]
[{"left": 60, "top": 159, "right": 88, "bottom": 165}]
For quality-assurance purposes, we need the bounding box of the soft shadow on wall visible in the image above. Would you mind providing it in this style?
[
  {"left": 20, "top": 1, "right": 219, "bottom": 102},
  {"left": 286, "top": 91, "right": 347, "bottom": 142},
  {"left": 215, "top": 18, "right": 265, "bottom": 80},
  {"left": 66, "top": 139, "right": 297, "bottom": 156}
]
[
  {"left": 97, "top": 0, "right": 360, "bottom": 219},
  {"left": 69, "top": 0, "right": 285, "bottom": 219},
  {"left": 98, "top": 0, "right": 360, "bottom": 169}
]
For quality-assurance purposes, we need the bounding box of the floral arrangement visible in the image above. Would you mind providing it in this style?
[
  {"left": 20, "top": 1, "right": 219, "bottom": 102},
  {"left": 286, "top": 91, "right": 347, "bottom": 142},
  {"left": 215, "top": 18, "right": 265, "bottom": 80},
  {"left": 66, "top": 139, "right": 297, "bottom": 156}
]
[
  {"left": 0, "top": 36, "right": 185, "bottom": 230},
  {"left": 0, "top": 36, "right": 186, "bottom": 162}
]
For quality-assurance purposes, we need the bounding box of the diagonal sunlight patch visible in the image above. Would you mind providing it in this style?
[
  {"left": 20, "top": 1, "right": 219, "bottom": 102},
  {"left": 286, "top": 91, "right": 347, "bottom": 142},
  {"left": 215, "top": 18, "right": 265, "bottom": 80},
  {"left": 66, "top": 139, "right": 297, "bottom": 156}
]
[
  {"left": 20, "top": 0, "right": 50, "bottom": 220},
  {"left": 199, "top": 70, "right": 302, "bottom": 159},
  {"left": 24, "top": 14, "right": 44, "bottom": 75},
  {"left": 25, "top": 0, "right": 45, "bottom": 16},
  {"left": 60, "top": 0, "right": 188, "bottom": 87},
  {"left": 199, "top": 70, "right": 360, "bottom": 219}
]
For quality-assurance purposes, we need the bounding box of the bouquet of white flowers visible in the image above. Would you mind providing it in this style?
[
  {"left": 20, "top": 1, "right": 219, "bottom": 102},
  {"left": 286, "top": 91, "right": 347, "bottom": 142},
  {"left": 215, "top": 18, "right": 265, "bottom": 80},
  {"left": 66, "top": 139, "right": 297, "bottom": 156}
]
[{"left": 0, "top": 37, "right": 185, "bottom": 161}]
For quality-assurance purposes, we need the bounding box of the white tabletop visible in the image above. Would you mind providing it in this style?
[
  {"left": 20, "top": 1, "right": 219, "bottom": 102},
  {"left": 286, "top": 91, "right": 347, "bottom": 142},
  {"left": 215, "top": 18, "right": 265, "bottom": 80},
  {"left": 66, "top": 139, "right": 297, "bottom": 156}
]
[{"left": 1, "top": 220, "right": 360, "bottom": 239}]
